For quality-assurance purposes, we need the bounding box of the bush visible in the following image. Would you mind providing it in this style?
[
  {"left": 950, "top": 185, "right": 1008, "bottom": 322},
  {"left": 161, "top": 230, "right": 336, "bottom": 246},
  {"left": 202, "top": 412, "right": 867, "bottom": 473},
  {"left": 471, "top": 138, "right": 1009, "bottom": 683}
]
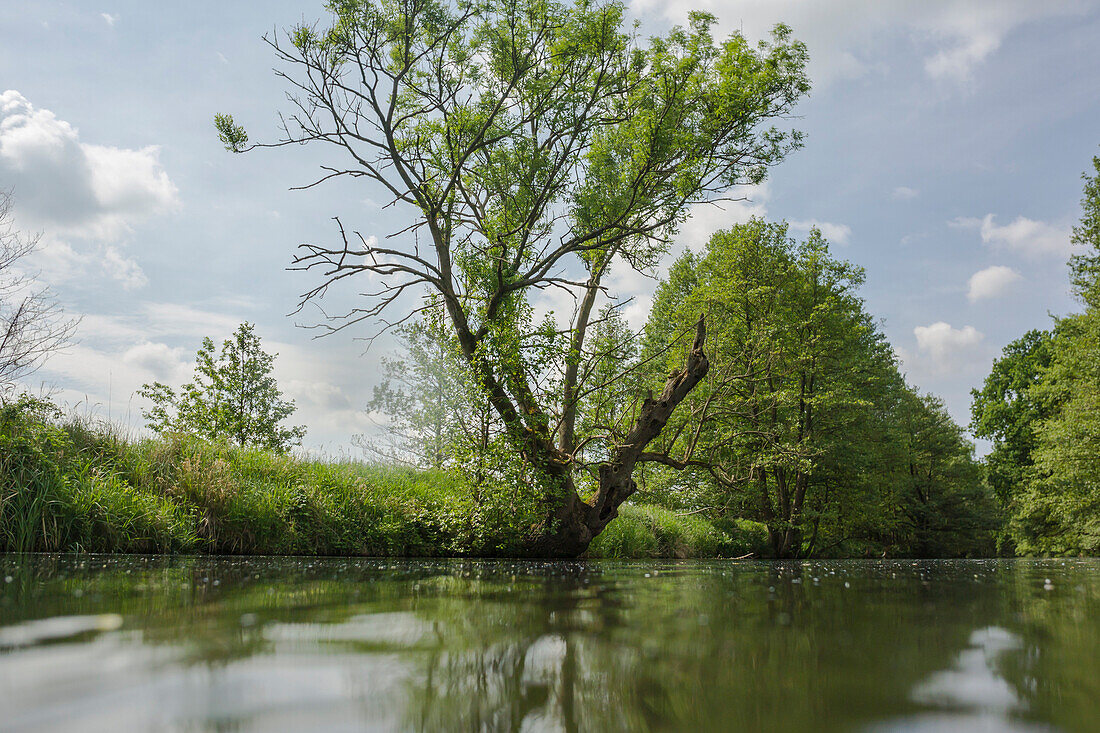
[
  {"left": 712, "top": 516, "right": 771, "bottom": 557},
  {"left": 586, "top": 504, "right": 750, "bottom": 559},
  {"left": 0, "top": 396, "right": 199, "bottom": 553}
]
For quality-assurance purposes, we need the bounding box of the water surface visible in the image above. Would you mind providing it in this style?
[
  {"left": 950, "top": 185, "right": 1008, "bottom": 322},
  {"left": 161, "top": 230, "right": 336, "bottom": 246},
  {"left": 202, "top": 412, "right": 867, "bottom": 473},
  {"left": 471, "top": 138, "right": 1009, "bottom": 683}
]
[{"left": 1, "top": 556, "right": 1097, "bottom": 732}]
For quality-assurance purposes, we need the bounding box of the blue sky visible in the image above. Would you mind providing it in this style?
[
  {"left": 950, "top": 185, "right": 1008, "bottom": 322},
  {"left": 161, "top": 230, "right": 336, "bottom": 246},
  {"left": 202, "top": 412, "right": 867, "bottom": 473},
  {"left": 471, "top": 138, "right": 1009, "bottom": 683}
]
[{"left": 2, "top": 0, "right": 1098, "bottom": 453}]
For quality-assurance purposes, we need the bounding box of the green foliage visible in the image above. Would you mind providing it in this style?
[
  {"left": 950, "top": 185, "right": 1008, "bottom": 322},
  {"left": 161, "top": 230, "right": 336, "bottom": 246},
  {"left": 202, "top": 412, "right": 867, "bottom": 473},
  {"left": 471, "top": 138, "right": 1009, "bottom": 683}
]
[
  {"left": 571, "top": 304, "right": 643, "bottom": 474},
  {"left": 214, "top": 113, "right": 248, "bottom": 152},
  {"left": 140, "top": 322, "right": 305, "bottom": 453},
  {"left": 970, "top": 150, "right": 1100, "bottom": 556},
  {"left": 1070, "top": 152, "right": 1100, "bottom": 308},
  {"left": 219, "top": 0, "right": 811, "bottom": 552},
  {"left": 363, "top": 302, "right": 497, "bottom": 470},
  {"left": 585, "top": 504, "right": 754, "bottom": 558},
  {"left": 641, "top": 219, "right": 994, "bottom": 558},
  {"left": 1022, "top": 311, "right": 1100, "bottom": 555},
  {"left": 0, "top": 395, "right": 199, "bottom": 553},
  {"left": 970, "top": 329, "right": 1056, "bottom": 508},
  {"left": 889, "top": 391, "right": 1000, "bottom": 557},
  {"left": 0, "top": 395, "right": 563, "bottom": 557}
]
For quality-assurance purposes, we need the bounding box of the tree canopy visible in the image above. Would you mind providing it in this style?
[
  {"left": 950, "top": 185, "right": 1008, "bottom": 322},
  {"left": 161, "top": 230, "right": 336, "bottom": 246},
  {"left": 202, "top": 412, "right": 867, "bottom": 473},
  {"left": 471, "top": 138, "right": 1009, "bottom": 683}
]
[
  {"left": 140, "top": 323, "right": 306, "bottom": 453},
  {"left": 971, "top": 150, "right": 1100, "bottom": 555},
  {"left": 635, "top": 219, "right": 994, "bottom": 557}
]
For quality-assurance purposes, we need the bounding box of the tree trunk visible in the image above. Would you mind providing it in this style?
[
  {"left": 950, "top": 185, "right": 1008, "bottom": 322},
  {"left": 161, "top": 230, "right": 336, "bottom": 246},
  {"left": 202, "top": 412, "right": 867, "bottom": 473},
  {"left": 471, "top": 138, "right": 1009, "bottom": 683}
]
[{"left": 523, "top": 316, "right": 711, "bottom": 557}]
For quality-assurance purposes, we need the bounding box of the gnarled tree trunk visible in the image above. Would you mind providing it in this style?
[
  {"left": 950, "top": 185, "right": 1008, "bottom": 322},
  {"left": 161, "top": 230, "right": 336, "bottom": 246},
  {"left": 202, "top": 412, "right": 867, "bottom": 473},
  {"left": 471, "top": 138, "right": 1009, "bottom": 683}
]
[{"left": 524, "top": 317, "right": 710, "bottom": 557}]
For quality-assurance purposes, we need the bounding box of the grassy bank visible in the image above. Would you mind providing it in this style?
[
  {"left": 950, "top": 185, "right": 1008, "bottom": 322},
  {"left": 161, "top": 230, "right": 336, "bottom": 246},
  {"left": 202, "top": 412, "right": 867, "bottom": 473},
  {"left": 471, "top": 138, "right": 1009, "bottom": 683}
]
[{"left": 0, "top": 396, "right": 754, "bottom": 558}]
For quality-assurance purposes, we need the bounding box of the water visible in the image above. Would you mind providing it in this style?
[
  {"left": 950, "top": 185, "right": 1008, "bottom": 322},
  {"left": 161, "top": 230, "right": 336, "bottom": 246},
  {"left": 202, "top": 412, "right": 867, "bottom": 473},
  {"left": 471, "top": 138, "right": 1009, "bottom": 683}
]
[{"left": 0, "top": 556, "right": 1097, "bottom": 732}]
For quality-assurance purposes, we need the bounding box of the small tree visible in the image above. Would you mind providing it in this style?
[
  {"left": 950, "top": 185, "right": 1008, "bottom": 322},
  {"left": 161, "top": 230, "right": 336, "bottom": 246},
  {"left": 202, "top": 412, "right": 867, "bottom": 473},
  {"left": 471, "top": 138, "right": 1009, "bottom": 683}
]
[
  {"left": 139, "top": 323, "right": 306, "bottom": 452},
  {"left": 0, "top": 190, "right": 77, "bottom": 391},
  {"left": 360, "top": 302, "right": 487, "bottom": 468}
]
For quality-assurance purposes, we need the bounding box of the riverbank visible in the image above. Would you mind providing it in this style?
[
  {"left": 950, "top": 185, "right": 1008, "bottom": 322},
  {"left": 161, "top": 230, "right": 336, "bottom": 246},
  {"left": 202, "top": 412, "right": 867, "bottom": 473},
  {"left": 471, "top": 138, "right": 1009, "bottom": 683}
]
[{"left": 0, "top": 396, "right": 764, "bottom": 559}]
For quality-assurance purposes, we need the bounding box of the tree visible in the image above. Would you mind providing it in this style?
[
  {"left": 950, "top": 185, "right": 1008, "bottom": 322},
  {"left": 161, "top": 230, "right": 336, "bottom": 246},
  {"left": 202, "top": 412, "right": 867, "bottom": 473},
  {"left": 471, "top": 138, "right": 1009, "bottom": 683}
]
[
  {"left": 0, "top": 190, "right": 77, "bottom": 391},
  {"left": 970, "top": 329, "right": 1056, "bottom": 524},
  {"left": 1024, "top": 151, "right": 1100, "bottom": 553},
  {"left": 891, "top": 390, "right": 997, "bottom": 557},
  {"left": 361, "top": 300, "right": 499, "bottom": 470},
  {"left": 1069, "top": 152, "right": 1100, "bottom": 309},
  {"left": 139, "top": 323, "right": 306, "bottom": 452},
  {"left": 638, "top": 219, "right": 995, "bottom": 558},
  {"left": 218, "top": 0, "right": 809, "bottom": 555},
  {"left": 971, "top": 150, "right": 1100, "bottom": 555},
  {"left": 1026, "top": 312, "right": 1100, "bottom": 554},
  {"left": 639, "top": 221, "right": 897, "bottom": 557}
]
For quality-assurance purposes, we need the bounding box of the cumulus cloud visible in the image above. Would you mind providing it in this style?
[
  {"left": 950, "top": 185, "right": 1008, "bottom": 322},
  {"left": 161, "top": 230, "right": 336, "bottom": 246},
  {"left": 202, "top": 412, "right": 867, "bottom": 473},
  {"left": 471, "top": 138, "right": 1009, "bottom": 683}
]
[
  {"left": 100, "top": 13, "right": 118, "bottom": 27},
  {"left": 967, "top": 265, "right": 1022, "bottom": 302},
  {"left": 629, "top": 0, "right": 1086, "bottom": 85},
  {"left": 789, "top": 219, "right": 852, "bottom": 245},
  {"left": 913, "top": 321, "right": 984, "bottom": 367},
  {"left": 121, "top": 342, "right": 188, "bottom": 382},
  {"left": 952, "top": 214, "right": 1072, "bottom": 258},
  {"left": 892, "top": 186, "right": 919, "bottom": 200},
  {"left": 0, "top": 90, "right": 178, "bottom": 240}
]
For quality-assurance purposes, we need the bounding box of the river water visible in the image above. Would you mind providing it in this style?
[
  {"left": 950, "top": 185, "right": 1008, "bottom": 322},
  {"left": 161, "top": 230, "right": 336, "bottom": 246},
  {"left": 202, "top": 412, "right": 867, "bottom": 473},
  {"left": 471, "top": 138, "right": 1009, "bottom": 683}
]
[{"left": 0, "top": 556, "right": 1097, "bottom": 732}]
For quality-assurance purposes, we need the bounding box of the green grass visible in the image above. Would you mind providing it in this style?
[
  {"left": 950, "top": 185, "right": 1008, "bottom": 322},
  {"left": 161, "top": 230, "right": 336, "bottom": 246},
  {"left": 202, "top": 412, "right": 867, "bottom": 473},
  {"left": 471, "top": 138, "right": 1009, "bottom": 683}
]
[
  {"left": 586, "top": 504, "right": 769, "bottom": 559},
  {"left": 0, "top": 395, "right": 746, "bottom": 558}
]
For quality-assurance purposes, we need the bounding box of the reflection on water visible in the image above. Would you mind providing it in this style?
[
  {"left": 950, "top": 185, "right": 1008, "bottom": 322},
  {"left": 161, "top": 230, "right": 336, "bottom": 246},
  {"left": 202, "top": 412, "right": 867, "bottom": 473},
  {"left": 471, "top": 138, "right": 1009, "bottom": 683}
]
[
  {"left": 0, "top": 556, "right": 1097, "bottom": 732},
  {"left": 872, "top": 627, "right": 1054, "bottom": 732}
]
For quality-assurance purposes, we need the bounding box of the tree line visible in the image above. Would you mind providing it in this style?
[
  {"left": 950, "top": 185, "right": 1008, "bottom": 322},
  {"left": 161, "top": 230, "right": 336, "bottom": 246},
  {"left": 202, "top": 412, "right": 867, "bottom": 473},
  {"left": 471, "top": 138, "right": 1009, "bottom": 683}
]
[
  {"left": 367, "top": 219, "right": 999, "bottom": 558},
  {"left": 3, "top": 0, "right": 1094, "bottom": 558},
  {"left": 207, "top": 0, "right": 1085, "bottom": 557}
]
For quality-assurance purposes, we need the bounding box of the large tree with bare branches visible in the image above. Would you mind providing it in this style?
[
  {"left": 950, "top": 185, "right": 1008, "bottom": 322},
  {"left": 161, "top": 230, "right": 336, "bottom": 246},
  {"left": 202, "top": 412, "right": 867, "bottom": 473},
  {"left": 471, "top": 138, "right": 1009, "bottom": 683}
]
[
  {"left": 218, "top": 0, "right": 808, "bottom": 555},
  {"left": 0, "top": 191, "right": 77, "bottom": 392}
]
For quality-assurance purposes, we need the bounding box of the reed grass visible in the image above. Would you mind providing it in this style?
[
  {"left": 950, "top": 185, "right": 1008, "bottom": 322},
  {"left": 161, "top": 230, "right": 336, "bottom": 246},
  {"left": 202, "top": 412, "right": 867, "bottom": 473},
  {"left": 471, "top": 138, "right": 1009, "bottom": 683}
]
[{"left": 1, "top": 395, "right": 746, "bottom": 558}]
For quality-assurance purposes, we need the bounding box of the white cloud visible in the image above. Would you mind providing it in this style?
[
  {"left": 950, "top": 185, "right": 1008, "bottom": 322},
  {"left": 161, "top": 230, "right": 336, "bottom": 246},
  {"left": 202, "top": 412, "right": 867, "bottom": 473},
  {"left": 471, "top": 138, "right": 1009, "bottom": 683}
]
[
  {"left": 101, "top": 246, "right": 148, "bottom": 290},
  {"left": 100, "top": 13, "right": 118, "bottom": 27},
  {"left": 0, "top": 89, "right": 179, "bottom": 240},
  {"left": 789, "top": 219, "right": 852, "bottom": 245},
  {"left": 952, "top": 214, "right": 1072, "bottom": 258},
  {"left": 139, "top": 302, "right": 241, "bottom": 339},
  {"left": 913, "top": 321, "right": 984, "bottom": 366},
  {"left": 892, "top": 186, "right": 919, "bottom": 200},
  {"left": 922, "top": 28, "right": 999, "bottom": 81},
  {"left": 967, "top": 265, "right": 1022, "bottom": 302},
  {"left": 677, "top": 183, "right": 770, "bottom": 253},
  {"left": 629, "top": 0, "right": 1086, "bottom": 85},
  {"left": 29, "top": 235, "right": 148, "bottom": 290},
  {"left": 122, "top": 342, "right": 188, "bottom": 382}
]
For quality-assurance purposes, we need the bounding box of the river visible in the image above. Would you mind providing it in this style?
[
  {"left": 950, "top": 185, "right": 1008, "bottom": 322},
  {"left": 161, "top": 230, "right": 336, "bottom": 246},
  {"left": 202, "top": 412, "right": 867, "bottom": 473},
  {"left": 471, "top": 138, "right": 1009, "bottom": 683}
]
[{"left": 1, "top": 556, "right": 1097, "bottom": 732}]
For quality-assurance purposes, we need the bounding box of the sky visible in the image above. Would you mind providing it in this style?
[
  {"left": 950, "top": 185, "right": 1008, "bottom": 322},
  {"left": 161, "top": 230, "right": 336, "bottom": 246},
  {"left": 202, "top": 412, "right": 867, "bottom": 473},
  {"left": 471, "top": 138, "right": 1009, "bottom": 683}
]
[{"left": 1, "top": 0, "right": 1098, "bottom": 455}]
